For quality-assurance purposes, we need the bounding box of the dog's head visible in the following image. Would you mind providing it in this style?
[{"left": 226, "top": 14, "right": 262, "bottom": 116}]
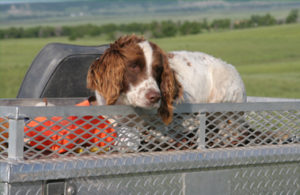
[{"left": 87, "top": 35, "right": 182, "bottom": 124}]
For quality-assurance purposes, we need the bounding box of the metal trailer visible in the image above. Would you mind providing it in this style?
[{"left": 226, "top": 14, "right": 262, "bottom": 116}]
[
  {"left": 0, "top": 43, "right": 299, "bottom": 194},
  {"left": 0, "top": 98, "right": 299, "bottom": 195}
]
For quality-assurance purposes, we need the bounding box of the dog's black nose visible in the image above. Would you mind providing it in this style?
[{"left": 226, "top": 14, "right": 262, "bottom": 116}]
[{"left": 146, "top": 90, "right": 161, "bottom": 103}]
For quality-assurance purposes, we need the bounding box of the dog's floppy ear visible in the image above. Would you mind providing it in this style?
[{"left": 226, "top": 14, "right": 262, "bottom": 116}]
[
  {"left": 158, "top": 52, "right": 183, "bottom": 125},
  {"left": 87, "top": 35, "right": 145, "bottom": 105},
  {"left": 87, "top": 45, "right": 125, "bottom": 105}
]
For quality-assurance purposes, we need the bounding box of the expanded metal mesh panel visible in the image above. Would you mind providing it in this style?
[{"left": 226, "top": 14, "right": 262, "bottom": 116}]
[
  {"left": 23, "top": 115, "right": 118, "bottom": 159},
  {"left": 0, "top": 101, "right": 299, "bottom": 160},
  {"left": 0, "top": 117, "right": 8, "bottom": 159},
  {"left": 18, "top": 109, "right": 299, "bottom": 160},
  {"left": 206, "top": 110, "right": 299, "bottom": 148}
]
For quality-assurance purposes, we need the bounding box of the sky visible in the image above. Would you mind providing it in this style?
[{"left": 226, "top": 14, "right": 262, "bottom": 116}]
[{"left": 0, "top": 0, "right": 80, "bottom": 3}]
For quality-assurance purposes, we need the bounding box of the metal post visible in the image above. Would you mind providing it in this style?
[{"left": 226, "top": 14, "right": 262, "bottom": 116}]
[
  {"left": 197, "top": 112, "right": 206, "bottom": 149},
  {"left": 8, "top": 107, "right": 25, "bottom": 161}
]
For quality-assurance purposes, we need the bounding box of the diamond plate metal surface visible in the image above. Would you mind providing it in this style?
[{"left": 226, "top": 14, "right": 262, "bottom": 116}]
[
  {"left": 4, "top": 161, "right": 298, "bottom": 195},
  {"left": 8, "top": 181, "right": 43, "bottom": 195},
  {"left": 71, "top": 172, "right": 184, "bottom": 195},
  {"left": 231, "top": 163, "right": 299, "bottom": 195}
]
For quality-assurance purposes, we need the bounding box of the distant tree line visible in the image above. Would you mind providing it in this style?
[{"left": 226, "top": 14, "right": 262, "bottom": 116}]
[{"left": 0, "top": 9, "right": 298, "bottom": 40}]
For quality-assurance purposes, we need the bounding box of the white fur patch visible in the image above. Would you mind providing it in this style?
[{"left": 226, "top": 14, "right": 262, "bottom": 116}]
[
  {"left": 122, "top": 41, "right": 161, "bottom": 108},
  {"left": 126, "top": 78, "right": 160, "bottom": 108},
  {"left": 138, "top": 41, "right": 153, "bottom": 77},
  {"left": 168, "top": 51, "right": 246, "bottom": 103}
]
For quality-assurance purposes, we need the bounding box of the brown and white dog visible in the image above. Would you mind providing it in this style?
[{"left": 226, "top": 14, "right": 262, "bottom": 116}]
[{"left": 87, "top": 35, "right": 246, "bottom": 125}]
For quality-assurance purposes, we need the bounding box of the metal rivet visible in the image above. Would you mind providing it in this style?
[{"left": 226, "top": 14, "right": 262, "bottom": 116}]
[{"left": 66, "top": 184, "right": 76, "bottom": 195}]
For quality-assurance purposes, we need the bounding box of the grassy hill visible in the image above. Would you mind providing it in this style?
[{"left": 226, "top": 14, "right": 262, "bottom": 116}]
[
  {"left": 1, "top": 0, "right": 300, "bottom": 28},
  {"left": 0, "top": 23, "right": 300, "bottom": 98}
]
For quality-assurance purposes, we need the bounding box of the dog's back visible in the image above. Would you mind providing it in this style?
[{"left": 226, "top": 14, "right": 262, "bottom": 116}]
[{"left": 168, "top": 51, "right": 246, "bottom": 104}]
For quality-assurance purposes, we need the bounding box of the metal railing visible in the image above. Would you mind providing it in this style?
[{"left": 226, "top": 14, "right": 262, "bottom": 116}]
[
  {"left": 0, "top": 98, "right": 299, "bottom": 194},
  {"left": 0, "top": 98, "right": 299, "bottom": 161}
]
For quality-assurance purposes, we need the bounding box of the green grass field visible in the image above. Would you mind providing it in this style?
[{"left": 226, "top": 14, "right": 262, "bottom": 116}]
[{"left": 1, "top": 23, "right": 300, "bottom": 98}]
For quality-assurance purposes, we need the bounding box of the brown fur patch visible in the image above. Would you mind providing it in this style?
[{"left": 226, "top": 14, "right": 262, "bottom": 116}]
[
  {"left": 150, "top": 43, "right": 183, "bottom": 124},
  {"left": 87, "top": 35, "right": 146, "bottom": 104},
  {"left": 183, "top": 57, "right": 192, "bottom": 66},
  {"left": 167, "top": 53, "right": 175, "bottom": 59}
]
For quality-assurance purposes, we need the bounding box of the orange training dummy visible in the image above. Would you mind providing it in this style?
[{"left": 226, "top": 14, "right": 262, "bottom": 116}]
[{"left": 24, "top": 98, "right": 116, "bottom": 153}]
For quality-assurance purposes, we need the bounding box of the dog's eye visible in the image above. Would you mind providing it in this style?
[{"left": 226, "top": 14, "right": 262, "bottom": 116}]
[
  {"left": 155, "top": 66, "right": 163, "bottom": 74},
  {"left": 130, "top": 63, "right": 138, "bottom": 68},
  {"left": 129, "top": 63, "right": 140, "bottom": 71}
]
